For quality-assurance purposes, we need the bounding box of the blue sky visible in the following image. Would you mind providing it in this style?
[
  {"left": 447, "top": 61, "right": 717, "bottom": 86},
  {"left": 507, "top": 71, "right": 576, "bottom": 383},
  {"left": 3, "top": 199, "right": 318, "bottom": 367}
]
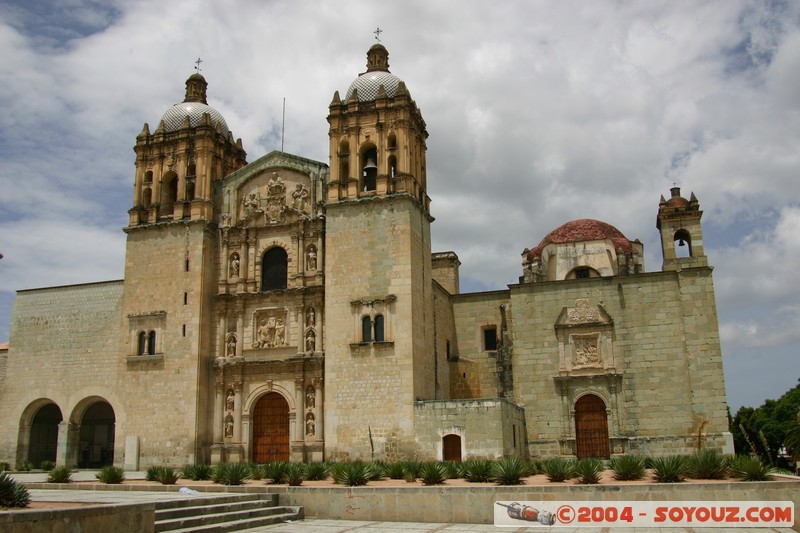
[{"left": 0, "top": 0, "right": 798, "bottom": 412}]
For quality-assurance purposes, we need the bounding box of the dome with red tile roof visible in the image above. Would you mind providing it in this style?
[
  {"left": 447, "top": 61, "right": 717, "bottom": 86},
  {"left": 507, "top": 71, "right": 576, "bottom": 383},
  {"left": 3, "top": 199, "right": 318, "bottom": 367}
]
[{"left": 527, "top": 219, "right": 634, "bottom": 261}]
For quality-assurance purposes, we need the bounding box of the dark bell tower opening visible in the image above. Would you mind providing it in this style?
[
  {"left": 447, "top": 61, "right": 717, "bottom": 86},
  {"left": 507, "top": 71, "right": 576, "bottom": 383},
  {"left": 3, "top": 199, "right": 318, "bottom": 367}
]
[{"left": 362, "top": 147, "right": 377, "bottom": 191}]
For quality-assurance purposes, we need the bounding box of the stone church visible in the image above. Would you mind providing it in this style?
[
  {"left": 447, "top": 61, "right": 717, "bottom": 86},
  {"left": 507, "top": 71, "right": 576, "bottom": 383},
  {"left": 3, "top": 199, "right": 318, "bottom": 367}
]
[{"left": 0, "top": 44, "right": 733, "bottom": 469}]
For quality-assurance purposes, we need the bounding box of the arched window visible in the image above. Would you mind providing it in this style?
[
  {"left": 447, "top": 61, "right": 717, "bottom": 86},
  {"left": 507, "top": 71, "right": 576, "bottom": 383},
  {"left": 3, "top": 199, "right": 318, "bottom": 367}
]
[
  {"left": 361, "top": 146, "right": 377, "bottom": 192},
  {"left": 387, "top": 133, "right": 397, "bottom": 150},
  {"left": 147, "top": 331, "right": 156, "bottom": 355},
  {"left": 142, "top": 187, "right": 152, "bottom": 208},
  {"left": 361, "top": 316, "right": 372, "bottom": 343},
  {"left": 160, "top": 172, "right": 178, "bottom": 215},
  {"left": 374, "top": 314, "right": 385, "bottom": 342},
  {"left": 566, "top": 266, "right": 601, "bottom": 280},
  {"left": 388, "top": 155, "right": 397, "bottom": 179},
  {"left": 339, "top": 139, "right": 350, "bottom": 182},
  {"left": 674, "top": 229, "right": 692, "bottom": 258},
  {"left": 261, "top": 247, "right": 288, "bottom": 292},
  {"left": 137, "top": 331, "right": 147, "bottom": 355}
]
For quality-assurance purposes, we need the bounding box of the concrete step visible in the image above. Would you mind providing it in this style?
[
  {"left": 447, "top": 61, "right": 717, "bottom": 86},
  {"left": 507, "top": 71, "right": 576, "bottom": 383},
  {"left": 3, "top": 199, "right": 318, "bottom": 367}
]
[{"left": 154, "top": 493, "right": 301, "bottom": 532}]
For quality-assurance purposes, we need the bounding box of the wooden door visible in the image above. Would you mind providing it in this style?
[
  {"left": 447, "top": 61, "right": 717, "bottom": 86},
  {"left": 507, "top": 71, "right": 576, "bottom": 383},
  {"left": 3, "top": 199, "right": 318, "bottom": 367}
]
[
  {"left": 253, "top": 392, "right": 290, "bottom": 463},
  {"left": 574, "top": 394, "right": 610, "bottom": 459},
  {"left": 442, "top": 434, "right": 462, "bottom": 462}
]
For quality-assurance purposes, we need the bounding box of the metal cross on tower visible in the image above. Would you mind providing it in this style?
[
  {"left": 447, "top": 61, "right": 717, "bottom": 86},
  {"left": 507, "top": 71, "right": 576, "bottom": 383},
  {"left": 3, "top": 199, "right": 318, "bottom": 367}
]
[
  {"left": 194, "top": 57, "right": 203, "bottom": 73},
  {"left": 374, "top": 27, "right": 383, "bottom": 43}
]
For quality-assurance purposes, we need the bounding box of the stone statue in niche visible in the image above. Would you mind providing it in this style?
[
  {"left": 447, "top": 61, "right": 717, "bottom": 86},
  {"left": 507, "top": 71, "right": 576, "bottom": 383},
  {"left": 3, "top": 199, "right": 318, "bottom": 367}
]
[
  {"left": 573, "top": 337, "right": 601, "bottom": 366},
  {"left": 226, "top": 334, "right": 237, "bottom": 357},
  {"left": 292, "top": 183, "right": 309, "bottom": 212},
  {"left": 306, "top": 245, "right": 317, "bottom": 271},
  {"left": 305, "top": 329, "right": 316, "bottom": 352},
  {"left": 224, "top": 415, "right": 234, "bottom": 438},
  {"left": 306, "top": 307, "right": 315, "bottom": 326},
  {"left": 306, "top": 385, "right": 315, "bottom": 408},
  {"left": 229, "top": 253, "right": 240, "bottom": 278},
  {"left": 305, "top": 413, "right": 315, "bottom": 436},
  {"left": 226, "top": 389, "right": 235, "bottom": 411},
  {"left": 275, "top": 319, "right": 285, "bottom": 346}
]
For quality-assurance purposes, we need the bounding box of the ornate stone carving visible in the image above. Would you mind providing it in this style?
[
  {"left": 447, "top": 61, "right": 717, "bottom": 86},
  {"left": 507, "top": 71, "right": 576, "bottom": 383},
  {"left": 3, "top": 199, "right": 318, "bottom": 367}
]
[
  {"left": 567, "top": 298, "right": 599, "bottom": 323},
  {"left": 224, "top": 415, "right": 234, "bottom": 438},
  {"left": 265, "top": 173, "right": 286, "bottom": 223},
  {"left": 226, "top": 389, "right": 235, "bottom": 411},
  {"left": 292, "top": 183, "right": 309, "bottom": 212},
  {"left": 228, "top": 253, "right": 240, "bottom": 278},
  {"left": 306, "top": 306, "right": 315, "bottom": 326},
  {"left": 306, "top": 245, "right": 317, "bottom": 271},
  {"left": 305, "top": 413, "right": 315, "bottom": 436},
  {"left": 305, "top": 385, "right": 316, "bottom": 408},
  {"left": 573, "top": 336, "right": 601, "bottom": 367},
  {"left": 226, "top": 333, "right": 237, "bottom": 357},
  {"left": 252, "top": 309, "right": 289, "bottom": 349},
  {"left": 305, "top": 329, "right": 316, "bottom": 352}
]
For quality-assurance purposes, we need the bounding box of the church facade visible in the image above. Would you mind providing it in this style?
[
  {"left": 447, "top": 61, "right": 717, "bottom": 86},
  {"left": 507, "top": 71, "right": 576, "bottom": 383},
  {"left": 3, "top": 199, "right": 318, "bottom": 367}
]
[{"left": 0, "top": 45, "right": 733, "bottom": 469}]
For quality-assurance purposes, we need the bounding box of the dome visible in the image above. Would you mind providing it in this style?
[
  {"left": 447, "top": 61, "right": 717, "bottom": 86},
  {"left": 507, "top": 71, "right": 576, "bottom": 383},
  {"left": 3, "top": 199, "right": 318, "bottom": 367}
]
[
  {"left": 344, "top": 43, "right": 406, "bottom": 102},
  {"left": 346, "top": 70, "right": 403, "bottom": 101},
  {"left": 157, "top": 72, "right": 231, "bottom": 136},
  {"left": 527, "top": 219, "right": 634, "bottom": 260},
  {"left": 159, "top": 102, "right": 230, "bottom": 136}
]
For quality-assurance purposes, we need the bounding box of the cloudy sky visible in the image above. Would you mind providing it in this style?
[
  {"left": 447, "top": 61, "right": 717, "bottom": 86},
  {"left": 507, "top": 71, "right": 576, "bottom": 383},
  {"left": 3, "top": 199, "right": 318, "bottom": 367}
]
[{"left": 0, "top": 0, "right": 798, "bottom": 412}]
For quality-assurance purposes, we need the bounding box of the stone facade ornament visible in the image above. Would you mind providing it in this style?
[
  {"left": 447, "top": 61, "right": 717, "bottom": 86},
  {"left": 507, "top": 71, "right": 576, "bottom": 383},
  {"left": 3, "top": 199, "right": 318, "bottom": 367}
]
[
  {"left": 305, "top": 413, "right": 315, "bottom": 436},
  {"left": 229, "top": 253, "right": 240, "bottom": 278},
  {"left": 253, "top": 309, "right": 289, "bottom": 348},
  {"left": 306, "top": 245, "right": 317, "bottom": 271},
  {"left": 265, "top": 173, "right": 287, "bottom": 223},
  {"left": 305, "top": 329, "right": 316, "bottom": 352},
  {"left": 292, "top": 183, "right": 309, "bottom": 212},
  {"left": 306, "top": 306, "right": 315, "bottom": 326},
  {"left": 573, "top": 336, "right": 601, "bottom": 367},
  {"left": 224, "top": 415, "right": 234, "bottom": 438},
  {"left": 226, "top": 389, "right": 234, "bottom": 411},
  {"left": 567, "top": 298, "right": 599, "bottom": 323},
  {"left": 226, "top": 334, "right": 237, "bottom": 357},
  {"left": 306, "top": 385, "right": 315, "bottom": 408}
]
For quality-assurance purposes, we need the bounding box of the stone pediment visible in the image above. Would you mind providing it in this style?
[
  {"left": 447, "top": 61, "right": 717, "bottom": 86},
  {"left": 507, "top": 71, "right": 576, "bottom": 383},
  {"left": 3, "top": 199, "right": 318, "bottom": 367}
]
[{"left": 554, "top": 298, "right": 613, "bottom": 330}]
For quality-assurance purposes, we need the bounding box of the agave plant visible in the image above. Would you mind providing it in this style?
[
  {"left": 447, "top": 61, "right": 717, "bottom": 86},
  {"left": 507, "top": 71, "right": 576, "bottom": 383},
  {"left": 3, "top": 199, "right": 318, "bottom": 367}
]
[
  {"left": 248, "top": 462, "right": 264, "bottom": 480},
  {"left": 215, "top": 462, "right": 250, "bottom": 485},
  {"left": 610, "top": 455, "right": 646, "bottom": 481},
  {"left": 304, "top": 462, "right": 329, "bottom": 481},
  {"left": 367, "top": 461, "right": 387, "bottom": 481},
  {"left": 96, "top": 465, "right": 125, "bottom": 484},
  {"left": 38, "top": 460, "right": 56, "bottom": 472},
  {"left": 442, "top": 460, "right": 463, "bottom": 479},
  {"left": 492, "top": 457, "right": 527, "bottom": 485},
  {"left": 684, "top": 449, "right": 729, "bottom": 480},
  {"left": 542, "top": 458, "right": 575, "bottom": 482},
  {"left": 418, "top": 462, "right": 448, "bottom": 485},
  {"left": 330, "top": 461, "right": 372, "bottom": 486},
  {"left": 154, "top": 466, "right": 180, "bottom": 485},
  {"left": 386, "top": 461, "right": 406, "bottom": 480},
  {"left": 0, "top": 471, "right": 30, "bottom": 508},
  {"left": 284, "top": 462, "right": 306, "bottom": 486},
  {"left": 729, "top": 455, "right": 775, "bottom": 481},
  {"left": 47, "top": 465, "right": 73, "bottom": 483},
  {"left": 181, "top": 463, "right": 213, "bottom": 481},
  {"left": 573, "top": 458, "right": 604, "bottom": 484},
  {"left": 650, "top": 455, "right": 686, "bottom": 483},
  {"left": 262, "top": 461, "right": 288, "bottom": 484},
  {"left": 462, "top": 459, "right": 494, "bottom": 483},
  {"left": 401, "top": 460, "right": 422, "bottom": 482}
]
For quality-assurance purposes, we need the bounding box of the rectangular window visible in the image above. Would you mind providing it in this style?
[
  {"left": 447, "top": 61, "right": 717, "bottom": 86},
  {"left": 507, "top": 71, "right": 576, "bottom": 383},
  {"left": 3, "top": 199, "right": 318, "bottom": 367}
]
[{"left": 483, "top": 326, "right": 498, "bottom": 351}]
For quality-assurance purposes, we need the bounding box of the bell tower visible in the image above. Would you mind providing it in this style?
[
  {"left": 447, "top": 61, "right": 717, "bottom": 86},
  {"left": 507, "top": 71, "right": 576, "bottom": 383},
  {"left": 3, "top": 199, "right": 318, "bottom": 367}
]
[
  {"left": 657, "top": 186, "right": 708, "bottom": 271},
  {"left": 324, "top": 44, "right": 435, "bottom": 461},
  {"left": 119, "top": 72, "right": 246, "bottom": 464}
]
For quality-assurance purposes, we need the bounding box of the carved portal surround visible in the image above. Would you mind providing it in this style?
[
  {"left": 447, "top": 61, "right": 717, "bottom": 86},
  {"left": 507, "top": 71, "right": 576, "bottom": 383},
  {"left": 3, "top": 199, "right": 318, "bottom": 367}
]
[{"left": 553, "top": 298, "right": 626, "bottom": 456}]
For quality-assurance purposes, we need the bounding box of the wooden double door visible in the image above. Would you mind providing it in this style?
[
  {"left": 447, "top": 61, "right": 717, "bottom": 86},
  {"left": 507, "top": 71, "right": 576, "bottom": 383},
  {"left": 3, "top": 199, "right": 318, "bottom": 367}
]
[{"left": 252, "top": 392, "right": 290, "bottom": 463}]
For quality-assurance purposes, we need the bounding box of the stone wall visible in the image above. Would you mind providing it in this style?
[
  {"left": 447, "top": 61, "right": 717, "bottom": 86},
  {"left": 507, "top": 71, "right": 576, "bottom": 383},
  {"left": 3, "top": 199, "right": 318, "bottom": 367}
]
[
  {"left": 0, "top": 502, "right": 155, "bottom": 533},
  {"left": 414, "top": 398, "right": 527, "bottom": 460}
]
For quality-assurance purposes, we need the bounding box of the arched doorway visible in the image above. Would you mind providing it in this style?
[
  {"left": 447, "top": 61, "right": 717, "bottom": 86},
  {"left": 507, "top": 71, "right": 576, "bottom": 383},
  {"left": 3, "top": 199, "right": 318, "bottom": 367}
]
[
  {"left": 442, "top": 434, "right": 462, "bottom": 462},
  {"left": 574, "top": 394, "right": 610, "bottom": 459},
  {"left": 252, "top": 392, "right": 290, "bottom": 463},
  {"left": 29, "top": 403, "right": 62, "bottom": 467},
  {"left": 261, "top": 247, "right": 288, "bottom": 292},
  {"left": 78, "top": 401, "right": 115, "bottom": 468}
]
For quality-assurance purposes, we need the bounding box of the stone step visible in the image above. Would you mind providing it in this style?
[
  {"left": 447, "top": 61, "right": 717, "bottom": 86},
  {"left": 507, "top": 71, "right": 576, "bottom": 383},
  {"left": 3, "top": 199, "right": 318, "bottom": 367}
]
[{"left": 153, "top": 493, "right": 301, "bottom": 532}]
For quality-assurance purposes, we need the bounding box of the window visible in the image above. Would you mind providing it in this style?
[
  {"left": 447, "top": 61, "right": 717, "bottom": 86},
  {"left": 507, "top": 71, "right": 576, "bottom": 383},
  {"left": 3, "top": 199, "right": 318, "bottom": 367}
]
[
  {"left": 146, "top": 331, "right": 156, "bottom": 355},
  {"left": 361, "top": 146, "right": 377, "bottom": 192},
  {"left": 261, "top": 247, "right": 288, "bottom": 291},
  {"left": 483, "top": 326, "right": 498, "bottom": 351},
  {"left": 575, "top": 267, "right": 591, "bottom": 279},
  {"left": 374, "top": 314, "right": 385, "bottom": 342},
  {"left": 361, "top": 316, "right": 372, "bottom": 343},
  {"left": 137, "top": 331, "right": 147, "bottom": 355}
]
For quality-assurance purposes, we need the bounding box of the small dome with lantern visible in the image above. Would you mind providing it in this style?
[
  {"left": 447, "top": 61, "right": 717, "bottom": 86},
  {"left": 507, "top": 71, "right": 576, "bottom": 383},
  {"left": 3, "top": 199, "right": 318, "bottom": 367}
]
[
  {"left": 158, "top": 72, "right": 230, "bottom": 136},
  {"left": 345, "top": 44, "right": 407, "bottom": 102}
]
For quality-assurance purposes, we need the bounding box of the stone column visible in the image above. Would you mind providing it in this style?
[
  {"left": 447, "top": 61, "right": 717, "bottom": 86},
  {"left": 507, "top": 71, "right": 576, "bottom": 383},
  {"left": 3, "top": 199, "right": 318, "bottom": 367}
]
[
  {"left": 233, "top": 381, "right": 243, "bottom": 443},
  {"left": 314, "top": 377, "right": 324, "bottom": 442},
  {"left": 217, "top": 311, "right": 226, "bottom": 359},
  {"left": 297, "top": 304, "right": 305, "bottom": 353},
  {"left": 236, "top": 304, "right": 244, "bottom": 358},
  {"left": 213, "top": 381, "right": 224, "bottom": 443},
  {"left": 295, "top": 378, "right": 305, "bottom": 442}
]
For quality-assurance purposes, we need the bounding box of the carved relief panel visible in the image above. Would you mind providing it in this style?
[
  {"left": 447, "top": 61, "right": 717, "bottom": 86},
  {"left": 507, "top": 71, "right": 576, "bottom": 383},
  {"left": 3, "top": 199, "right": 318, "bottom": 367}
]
[
  {"left": 554, "top": 299, "right": 617, "bottom": 374},
  {"left": 252, "top": 307, "right": 290, "bottom": 349}
]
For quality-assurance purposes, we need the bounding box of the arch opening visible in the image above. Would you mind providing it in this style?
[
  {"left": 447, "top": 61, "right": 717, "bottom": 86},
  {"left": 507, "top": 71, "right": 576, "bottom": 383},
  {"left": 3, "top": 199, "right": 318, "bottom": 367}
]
[
  {"left": 673, "top": 229, "right": 692, "bottom": 258},
  {"left": 442, "top": 434, "right": 462, "bottom": 462},
  {"left": 252, "top": 392, "right": 290, "bottom": 463},
  {"left": 261, "top": 247, "right": 288, "bottom": 291},
  {"left": 574, "top": 394, "right": 610, "bottom": 459},
  {"left": 77, "top": 401, "right": 116, "bottom": 468},
  {"left": 29, "top": 403, "right": 62, "bottom": 467}
]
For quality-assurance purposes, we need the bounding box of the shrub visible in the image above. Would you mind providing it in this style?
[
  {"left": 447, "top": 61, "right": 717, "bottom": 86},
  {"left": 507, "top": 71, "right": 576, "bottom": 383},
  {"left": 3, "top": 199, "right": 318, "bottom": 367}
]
[
  {"left": 492, "top": 457, "right": 527, "bottom": 485},
  {"left": 155, "top": 466, "right": 180, "bottom": 485},
  {"left": 418, "top": 462, "right": 448, "bottom": 485},
  {"left": 367, "top": 461, "right": 387, "bottom": 481},
  {"left": 442, "top": 461, "right": 462, "bottom": 479},
  {"left": 47, "top": 466, "right": 72, "bottom": 483},
  {"left": 305, "top": 462, "right": 329, "bottom": 481},
  {"left": 542, "top": 458, "right": 575, "bottom": 482},
  {"left": 330, "top": 461, "right": 372, "bottom": 486},
  {"left": 248, "top": 462, "right": 264, "bottom": 480},
  {"left": 525, "top": 460, "right": 542, "bottom": 476},
  {"left": 16, "top": 460, "right": 33, "bottom": 472},
  {"left": 262, "top": 461, "right": 288, "bottom": 484},
  {"left": 650, "top": 455, "right": 686, "bottom": 483},
  {"left": 213, "top": 462, "right": 250, "bottom": 485},
  {"left": 610, "top": 455, "right": 646, "bottom": 481},
  {"left": 402, "top": 460, "right": 422, "bottom": 482},
  {"left": 574, "top": 458, "right": 604, "bottom": 484},
  {"left": 462, "top": 459, "right": 494, "bottom": 483},
  {"left": 730, "top": 455, "right": 775, "bottom": 482},
  {"left": 182, "top": 463, "right": 212, "bottom": 481},
  {"left": 39, "top": 460, "right": 56, "bottom": 471},
  {"left": 0, "top": 471, "right": 30, "bottom": 508},
  {"left": 0, "top": 462, "right": 10, "bottom": 472},
  {"left": 96, "top": 466, "right": 125, "bottom": 484},
  {"left": 145, "top": 465, "right": 160, "bottom": 481},
  {"left": 386, "top": 462, "right": 406, "bottom": 480},
  {"left": 284, "top": 463, "right": 306, "bottom": 486},
  {"left": 685, "top": 449, "right": 729, "bottom": 480}
]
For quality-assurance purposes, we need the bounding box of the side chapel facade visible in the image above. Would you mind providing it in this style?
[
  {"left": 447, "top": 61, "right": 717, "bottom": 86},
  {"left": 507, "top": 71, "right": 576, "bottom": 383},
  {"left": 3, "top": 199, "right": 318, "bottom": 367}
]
[{"left": 0, "top": 44, "right": 733, "bottom": 468}]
